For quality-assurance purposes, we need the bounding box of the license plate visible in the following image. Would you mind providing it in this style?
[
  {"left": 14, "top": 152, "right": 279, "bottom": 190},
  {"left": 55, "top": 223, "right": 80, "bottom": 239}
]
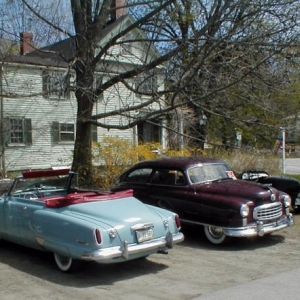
[{"left": 136, "top": 228, "right": 154, "bottom": 243}]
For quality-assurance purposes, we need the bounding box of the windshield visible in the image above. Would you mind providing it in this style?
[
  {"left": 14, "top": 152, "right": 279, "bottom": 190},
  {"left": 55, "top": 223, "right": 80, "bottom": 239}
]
[
  {"left": 10, "top": 175, "right": 70, "bottom": 196},
  {"left": 187, "top": 163, "right": 235, "bottom": 184}
]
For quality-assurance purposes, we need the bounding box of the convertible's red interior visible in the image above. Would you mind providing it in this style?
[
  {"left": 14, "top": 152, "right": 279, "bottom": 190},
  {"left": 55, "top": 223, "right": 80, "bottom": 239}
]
[{"left": 43, "top": 189, "right": 134, "bottom": 208}]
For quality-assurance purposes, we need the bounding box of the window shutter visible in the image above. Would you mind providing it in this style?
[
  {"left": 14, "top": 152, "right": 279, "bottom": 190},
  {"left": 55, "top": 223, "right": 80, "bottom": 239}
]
[
  {"left": 92, "top": 124, "right": 98, "bottom": 142},
  {"left": 24, "top": 118, "right": 32, "bottom": 145},
  {"left": 52, "top": 121, "right": 60, "bottom": 144}
]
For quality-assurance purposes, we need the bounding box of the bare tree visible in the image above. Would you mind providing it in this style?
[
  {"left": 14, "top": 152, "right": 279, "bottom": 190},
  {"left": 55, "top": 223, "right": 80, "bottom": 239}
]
[
  {"left": 163, "top": 0, "right": 300, "bottom": 149},
  {"left": 0, "top": 0, "right": 71, "bottom": 45},
  {"left": 2, "top": 0, "right": 300, "bottom": 182}
]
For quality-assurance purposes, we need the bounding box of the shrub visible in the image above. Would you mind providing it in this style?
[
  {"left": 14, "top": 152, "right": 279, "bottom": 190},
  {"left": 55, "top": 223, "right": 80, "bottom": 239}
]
[
  {"left": 92, "top": 136, "right": 281, "bottom": 189},
  {"left": 92, "top": 137, "right": 161, "bottom": 189}
]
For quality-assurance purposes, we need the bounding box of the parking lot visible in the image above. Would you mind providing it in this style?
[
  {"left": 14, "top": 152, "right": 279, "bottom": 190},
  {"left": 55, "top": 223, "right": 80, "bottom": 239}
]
[
  {"left": 0, "top": 213, "right": 299, "bottom": 300},
  {"left": 1, "top": 158, "right": 300, "bottom": 300}
]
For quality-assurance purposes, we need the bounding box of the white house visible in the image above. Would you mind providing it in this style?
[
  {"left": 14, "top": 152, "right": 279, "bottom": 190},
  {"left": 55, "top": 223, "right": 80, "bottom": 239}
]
[{"left": 0, "top": 3, "right": 166, "bottom": 173}]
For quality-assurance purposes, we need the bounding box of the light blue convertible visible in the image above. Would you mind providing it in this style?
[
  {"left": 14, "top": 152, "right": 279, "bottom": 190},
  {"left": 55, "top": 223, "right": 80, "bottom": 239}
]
[{"left": 0, "top": 169, "right": 184, "bottom": 272}]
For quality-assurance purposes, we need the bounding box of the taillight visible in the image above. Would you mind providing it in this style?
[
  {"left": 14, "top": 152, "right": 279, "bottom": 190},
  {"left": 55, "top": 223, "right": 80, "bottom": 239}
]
[
  {"left": 94, "top": 228, "right": 102, "bottom": 244},
  {"left": 175, "top": 214, "right": 181, "bottom": 229}
]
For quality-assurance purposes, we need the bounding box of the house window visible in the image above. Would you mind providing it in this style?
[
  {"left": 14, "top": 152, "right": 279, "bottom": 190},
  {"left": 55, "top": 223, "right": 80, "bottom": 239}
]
[
  {"left": 42, "top": 70, "right": 70, "bottom": 99},
  {"left": 2, "top": 118, "right": 32, "bottom": 146},
  {"left": 135, "top": 73, "right": 158, "bottom": 94},
  {"left": 60, "top": 124, "right": 75, "bottom": 141},
  {"left": 137, "top": 121, "right": 160, "bottom": 143},
  {"left": 52, "top": 122, "right": 75, "bottom": 143},
  {"left": 10, "top": 118, "right": 24, "bottom": 143}
]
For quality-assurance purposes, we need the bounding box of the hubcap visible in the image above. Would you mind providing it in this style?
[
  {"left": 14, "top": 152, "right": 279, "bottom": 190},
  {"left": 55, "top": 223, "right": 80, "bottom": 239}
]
[{"left": 209, "top": 226, "right": 223, "bottom": 238}]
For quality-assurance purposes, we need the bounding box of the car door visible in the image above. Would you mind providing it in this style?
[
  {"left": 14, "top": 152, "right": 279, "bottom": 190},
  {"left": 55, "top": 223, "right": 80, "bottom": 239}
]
[
  {"left": 178, "top": 184, "right": 213, "bottom": 224},
  {"left": 0, "top": 196, "right": 8, "bottom": 238},
  {"left": 0, "top": 196, "right": 24, "bottom": 243},
  {"left": 147, "top": 169, "right": 187, "bottom": 215},
  {"left": 1, "top": 195, "right": 40, "bottom": 247}
]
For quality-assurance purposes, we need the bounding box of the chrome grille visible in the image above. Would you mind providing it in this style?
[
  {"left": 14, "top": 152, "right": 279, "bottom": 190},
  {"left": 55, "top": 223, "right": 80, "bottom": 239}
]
[{"left": 253, "top": 202, "right": 282, "bottom": 221}]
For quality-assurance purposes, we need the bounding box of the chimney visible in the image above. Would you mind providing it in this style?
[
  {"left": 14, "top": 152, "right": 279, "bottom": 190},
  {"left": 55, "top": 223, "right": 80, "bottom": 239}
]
[
  {"left": 20, "top": 32, "right": 34, "bottom": 55},
  {"left": 116, "top": 0, "right": 128, "bottom": 18},
  {"left": 111, "top": 0, "right": 127, "bottom": 21}
]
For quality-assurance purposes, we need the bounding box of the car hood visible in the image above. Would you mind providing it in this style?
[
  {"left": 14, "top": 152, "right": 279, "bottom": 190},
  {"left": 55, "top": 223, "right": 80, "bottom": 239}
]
[
  {"left": 258, "top": 176, "right": 300, "bottom": 192},
  {"left": 193, "top": 179, "right": 281, "bottom": 203}
]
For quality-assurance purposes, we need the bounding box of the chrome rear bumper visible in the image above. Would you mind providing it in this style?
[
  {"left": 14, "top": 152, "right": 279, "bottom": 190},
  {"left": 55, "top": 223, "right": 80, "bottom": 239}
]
[{"left": 81, "top": 231, "right": 184, "bottom": 262}]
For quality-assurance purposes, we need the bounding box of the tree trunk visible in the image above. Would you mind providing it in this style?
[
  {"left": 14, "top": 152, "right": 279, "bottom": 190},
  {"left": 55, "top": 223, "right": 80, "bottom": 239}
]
[{"left": 71, "top": 62, "right": 95, "bottom": 185}]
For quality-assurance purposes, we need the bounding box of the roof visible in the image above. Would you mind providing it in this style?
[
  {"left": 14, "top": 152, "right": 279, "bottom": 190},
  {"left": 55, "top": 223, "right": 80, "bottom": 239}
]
[
  {"left": 132, "top": 156, "right": 226, "bottom": 170},
  {"left": 2, "top": 15, "right": 129, "bottom": 68}
]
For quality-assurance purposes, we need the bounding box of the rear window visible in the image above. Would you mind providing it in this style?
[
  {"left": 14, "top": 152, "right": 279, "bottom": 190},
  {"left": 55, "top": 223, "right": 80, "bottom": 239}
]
[{"left": 124, "top": 168, "right": 153, "bottom": 183}]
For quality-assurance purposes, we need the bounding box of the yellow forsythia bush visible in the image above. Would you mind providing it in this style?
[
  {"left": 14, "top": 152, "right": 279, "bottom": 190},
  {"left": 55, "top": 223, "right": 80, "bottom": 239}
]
[
  {"left": 92, "top": 136, "right": 156, "bottom": 189},
  {"left": 91, "top": 136, "right": 281, "bottom": 190},
  {"left": 92, "top": 136, "right": 198, "bottom": 189}
]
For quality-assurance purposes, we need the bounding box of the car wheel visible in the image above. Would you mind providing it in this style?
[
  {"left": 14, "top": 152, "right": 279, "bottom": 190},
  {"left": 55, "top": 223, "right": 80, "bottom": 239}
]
[
  {"left": 203, "top": 225, "right": 229, "bottom": 245},
  {"left": 54, "top": 253, "right": 82, "bottom": 272}
]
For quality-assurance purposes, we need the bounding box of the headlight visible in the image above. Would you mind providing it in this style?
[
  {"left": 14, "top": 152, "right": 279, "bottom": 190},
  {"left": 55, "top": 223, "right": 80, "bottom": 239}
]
[
  {"left": 240, "top": 204, "right": 249, "bottom": 217},
  {"left": 284, "top": 195, "right": 291, "bottom": 207}
]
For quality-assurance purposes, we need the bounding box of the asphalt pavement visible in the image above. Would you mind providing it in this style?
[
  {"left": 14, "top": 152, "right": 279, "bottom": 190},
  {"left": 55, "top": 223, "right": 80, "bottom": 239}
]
[
  {"left": 284, "top": 157, "right": 300, "bottom": 174},
  {"left": 196, "top": 158, "right": 300, "bottom": 300},
  {"left": 198, "top": 267, "right": 300, "bottom": 300}
]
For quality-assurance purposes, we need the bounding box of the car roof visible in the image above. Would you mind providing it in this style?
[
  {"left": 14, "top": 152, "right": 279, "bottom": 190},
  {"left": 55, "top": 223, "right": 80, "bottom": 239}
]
[{"left": 131, "top": 156, "right": 225, "bottom": 170}]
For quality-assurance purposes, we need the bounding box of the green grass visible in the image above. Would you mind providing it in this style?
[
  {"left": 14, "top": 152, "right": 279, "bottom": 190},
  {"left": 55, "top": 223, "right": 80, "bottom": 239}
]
[{"left": 285, "top": 174, "right": 300, "bottom": 181}]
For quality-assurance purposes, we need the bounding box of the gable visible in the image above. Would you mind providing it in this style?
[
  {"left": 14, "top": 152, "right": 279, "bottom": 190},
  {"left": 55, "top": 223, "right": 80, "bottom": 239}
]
[
  {"left": 3, "top": 14, "right": 159, "bottom": 70},
  {"left": 97, "top": 15, "right": 159, "bottom": 65}
]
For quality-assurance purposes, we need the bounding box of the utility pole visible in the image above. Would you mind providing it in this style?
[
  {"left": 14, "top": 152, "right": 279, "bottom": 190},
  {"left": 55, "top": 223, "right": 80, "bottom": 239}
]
[{"left": 281, "top": 127, "right": 286, "bottom": 174}]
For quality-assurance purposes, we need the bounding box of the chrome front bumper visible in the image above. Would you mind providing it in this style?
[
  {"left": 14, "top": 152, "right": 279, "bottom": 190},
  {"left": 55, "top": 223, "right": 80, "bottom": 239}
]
[
  {"left": 224, "top": 213, "right": 293, "bottom": 238},
  {"left": 81, "top": 231, "right": 184, "bottom": 262}
]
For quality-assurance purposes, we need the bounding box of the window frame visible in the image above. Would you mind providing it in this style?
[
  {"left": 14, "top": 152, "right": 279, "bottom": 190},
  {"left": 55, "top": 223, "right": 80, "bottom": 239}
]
[
  {"left": 135, "top": 73, "right": 158, "bottom": 95},
  {"left": 52, "top": 122, "right": 75, "bottom": 144},
  {"left": 42, "top": 70, "right": 70, "bottom": 99},
  {"left": 2, "top": 117, "right": 32, "bottom": 146}
]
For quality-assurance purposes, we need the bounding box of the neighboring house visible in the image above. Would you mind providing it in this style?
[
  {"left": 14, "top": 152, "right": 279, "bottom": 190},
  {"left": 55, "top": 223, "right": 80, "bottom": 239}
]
[{"left": 0, "top": 3, "right": 166, "bottom": 173}]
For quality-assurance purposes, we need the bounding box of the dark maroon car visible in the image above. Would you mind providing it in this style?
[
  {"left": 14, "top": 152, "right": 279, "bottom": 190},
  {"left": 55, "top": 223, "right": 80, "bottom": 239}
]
[{"left": 112, "top": 157, "right": 294, "bottom": 245}]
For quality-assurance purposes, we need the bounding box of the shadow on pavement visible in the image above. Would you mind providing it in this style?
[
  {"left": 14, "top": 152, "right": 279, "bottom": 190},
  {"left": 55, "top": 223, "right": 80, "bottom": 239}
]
[{"left": 0, "top": 240, "right": 168, "bottom": 287}]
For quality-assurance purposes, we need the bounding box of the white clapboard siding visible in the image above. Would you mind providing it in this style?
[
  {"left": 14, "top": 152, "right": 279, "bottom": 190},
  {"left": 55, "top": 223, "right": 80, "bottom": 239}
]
[
  {"left": 3, "top": 65, "right": 77, "bottom": 170},
  {"left": 2, "top": 64, "right": 136, "bottom": 171},
  {"left": 1, "top": 16, "right": 165, "bottom": 171}
]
